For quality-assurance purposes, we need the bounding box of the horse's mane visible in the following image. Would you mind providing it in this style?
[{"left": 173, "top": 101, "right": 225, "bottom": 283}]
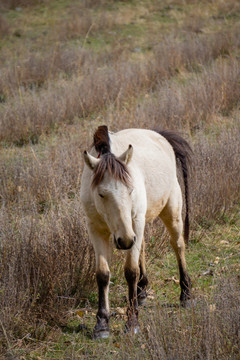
[
  {"left": 92, "top": 126, "right": 130, "bottom": 188},
  {"left": 93, "top": 125, "right": 111, "bottom": 155}
]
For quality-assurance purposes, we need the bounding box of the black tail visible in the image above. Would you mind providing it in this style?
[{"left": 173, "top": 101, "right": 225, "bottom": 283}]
[{"left": 154, "top": 129, "right": 192, "bottom": 245}]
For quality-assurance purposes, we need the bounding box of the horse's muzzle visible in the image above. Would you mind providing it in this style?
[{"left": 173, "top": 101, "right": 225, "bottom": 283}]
[{"left": 114, "top": 236, "right": 136, "bottom": 250}]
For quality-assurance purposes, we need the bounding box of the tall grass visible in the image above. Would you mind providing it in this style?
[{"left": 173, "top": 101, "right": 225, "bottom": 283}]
[
  {"left": 0, "top": 137, "right": 95, "bottom": 353},
  {"left": 0, "top": 15, "right": 9, "bottom": 37},
  {"left": 1, "top": 49, "right": 240, "bottom": 144},
  {"left": 0, "top": 0, "right": 47, "bottom": 9},
  {"left": 0, "top": 46, "right": 128, "bottom": 100},
  {"left": 119, "top": 278, "right": 240, "bottom": 360},
  {"left": 191, "top": 126, "right": 240, "bottom": 222},
  {"left": 2, "top": 26, "right": 239, "bottom": 99},
  {"left": 59, "top": 9, "right": 117, "bottom": 40},
  {"left": 135, "top": 58, "right": 240, "bottom": 131}
]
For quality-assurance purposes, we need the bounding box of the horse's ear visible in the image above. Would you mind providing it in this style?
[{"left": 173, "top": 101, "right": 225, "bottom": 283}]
[
  {"left": 118, "top": 145, "right": 133, "bottom": 165},
  {"left": 83, "top": 151, "right": 100, "bottom": 170}
]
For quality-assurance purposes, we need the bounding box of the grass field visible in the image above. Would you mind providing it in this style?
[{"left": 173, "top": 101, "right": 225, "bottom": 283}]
[{"left": 0, "top": 0, "right": 240, "bottom": 359}]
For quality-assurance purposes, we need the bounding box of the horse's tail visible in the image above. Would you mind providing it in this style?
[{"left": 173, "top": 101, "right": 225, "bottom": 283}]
[{"left": 154, "top": 129, "right": 193, "bottom": 245}]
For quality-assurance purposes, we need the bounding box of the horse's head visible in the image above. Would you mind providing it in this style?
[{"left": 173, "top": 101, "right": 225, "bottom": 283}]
[{"left": 83, "top": 146, "right": 136, "bottom": 250}]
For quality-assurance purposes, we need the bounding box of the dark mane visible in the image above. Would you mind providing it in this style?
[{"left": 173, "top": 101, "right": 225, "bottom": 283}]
[
  {"left": 93, "top": 125, "right": 111, "bottom": 155},
  {"left": 92, "top": 125, "right": 131, "bottom": 188},
  {"left": 92, "top": 153, "right": 131, "bottom": 188}
]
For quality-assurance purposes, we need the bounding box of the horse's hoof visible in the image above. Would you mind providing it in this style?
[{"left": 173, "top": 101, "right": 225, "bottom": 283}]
[
  {"left": 137, "top": 290, "right": 147, "bottom": 306},
  {"left": 124, "top": 323, "right": 140, "bottom": 335},
  {"left": 181, "top": 298, "right": 195, "bottom": 309},
  {"left": 138, "top": 297, "right": 147, "bottom": 306},
  {"left": 133, "top": 325, "right": 140, "bottom": 335},
  {"left": 93, "top": 329, "right": 110, "bottom": 340}
]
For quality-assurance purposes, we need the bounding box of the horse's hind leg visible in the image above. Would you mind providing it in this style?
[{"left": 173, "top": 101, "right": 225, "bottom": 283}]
[
  {"left": 159, "top": 184, "right": 191, "bottom": 306},
  {"left": 137, "top": 237, "right": 148, "bottom": 305}
]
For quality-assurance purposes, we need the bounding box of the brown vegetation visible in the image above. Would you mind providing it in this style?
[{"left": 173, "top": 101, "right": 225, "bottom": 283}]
[
  {"left": 136, "top": 58, "right": 240, "bottom": 130},
  {"left": 152, "top": 28, "right": 240, "bottom": 76},
  {"left": 0, "top": 0, "right": 47, "bottom": 9},
  {"left": 0, "top": 46, "right": 127, "bottom": 100},
  {"left": 1, "top": 28, "right": 240, "bottom": 144},
  {"left": 1, "top": 26, "right": 239, "bottom": 100},
  {"left": 59, "top": 10, "right": 116, "bottom": 40},
  {"left": 0, "top": 15, "right": 9, "bottom": 37},
  {"left": 0, "top": 136, "right": 95, "bottom": 352},
  {"left": 191, "top": 126, "right": 240, "bottom": 222},
  {"left": 121, "top": 278, "right": 240, "bottom": 359}
]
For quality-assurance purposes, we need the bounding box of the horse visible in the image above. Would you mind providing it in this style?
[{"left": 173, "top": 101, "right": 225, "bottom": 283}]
[{"left": 80, "top": 125, "right": 192, "bottom": 339}]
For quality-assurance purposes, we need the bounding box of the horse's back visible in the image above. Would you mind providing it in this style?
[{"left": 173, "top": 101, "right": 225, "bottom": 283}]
[
  {"left": 110, "top": 129, "right": 178, "bottom": 221},
  {"left": 111, "top": 129, "right": 176, "bottom": 176}
]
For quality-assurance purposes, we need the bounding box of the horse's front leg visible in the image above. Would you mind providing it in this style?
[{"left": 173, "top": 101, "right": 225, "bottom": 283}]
[
  {"left": 88, "top": 225, "right": 111, "bottom": 339},
  {"left": 124, "top": 216, "right": 145, "bottom": 334},
  {"left": 124, "top": 262, "right": 140, "bottom": 333},
  {"left": 137, "top": 236, "right": 148, "bottom": 305}
]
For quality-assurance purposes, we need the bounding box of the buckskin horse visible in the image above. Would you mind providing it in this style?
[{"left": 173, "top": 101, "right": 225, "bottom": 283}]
[{"left": 80, "top": 126, "right": 192, "bottom": 339}]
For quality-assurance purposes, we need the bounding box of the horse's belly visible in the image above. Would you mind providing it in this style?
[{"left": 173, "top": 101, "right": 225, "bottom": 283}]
[{"left": 145, "top": 196, "right": 168, "bottom": 222}]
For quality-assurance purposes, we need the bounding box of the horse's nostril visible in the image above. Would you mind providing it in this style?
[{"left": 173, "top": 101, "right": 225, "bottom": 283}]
[
  {"left": 133, "top": 236, "right": 136, "bottom": 244},
  {"left": 116, "top": 237, "right": 134, "bottom": 250},
  {"left": 117, "top": 237, "right": 124, "bottom": 249}
]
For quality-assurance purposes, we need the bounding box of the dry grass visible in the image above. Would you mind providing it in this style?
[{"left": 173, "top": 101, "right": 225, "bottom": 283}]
[
  {"left": 0, "top": 135, "right": 85, "bottom": 207},
  {"left": 215, "top": 0, "right": 240, "bottom": 17},
  {"left": 0, "top": 15, "right": 9, "bottom": 37},
  {"left": 0, "top": 0, "right": 47, "bottom": 9},
  {"left": 0, "top": 202, "right": 95, "bottom": 352},
  {"left": 191, "top": 125, "right": 240, "bottom": 222},
  {"left": 120, "top": 278, "right": 240, "bottom": 360},
  {"left": 0, "top": 45, "right": 128, "bottom": 100},
  {"left": 0, "top": 47, "right": 98, "bottom": 99},
  {"left": 2, "top": 26, "right": 239, "bottom": 100},
  {"left": 0, "top": 60, "right": 151, "bottom": 144},
  {"left": 1, "top": 28, "right": 240, "bottom": 144},
  {"left": 59, "top": 10, "right": 116, "bottom": 40},
  {"left": 0, "top": 201, "right": 94, "bottom": 307},
  {"left": 80, "top": 0, "right": 113, "bottom": 8},
  {"left": 152, "top": 28, "right": 239, "bottom": 77},
  {"left": 0, "top": 136, "right": 95, "bottom": 353},
  {"left": 135, "top": 58, "right": 240, "bottom": 131}
]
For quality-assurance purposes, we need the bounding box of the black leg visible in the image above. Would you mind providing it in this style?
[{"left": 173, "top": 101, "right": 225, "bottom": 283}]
[
  {"left": 125, "top": 267, "right": 140, "bottom": 333},
  {"left": 137, "top": 237, "right": 148, "bottom": 305},
  {"left": 137, "top": 262, "right": 148, "bottom": 305},
  {"left": 93, "top": 270, "right": 110, "bottom": 339},
  {"left": 179, "top": 264, "right": 191, "bottom": 306}
]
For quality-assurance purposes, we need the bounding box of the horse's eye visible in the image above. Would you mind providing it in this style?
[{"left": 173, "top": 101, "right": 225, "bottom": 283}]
[{"left": 99, "top": 194, "right": 104, "bottom": 198}]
